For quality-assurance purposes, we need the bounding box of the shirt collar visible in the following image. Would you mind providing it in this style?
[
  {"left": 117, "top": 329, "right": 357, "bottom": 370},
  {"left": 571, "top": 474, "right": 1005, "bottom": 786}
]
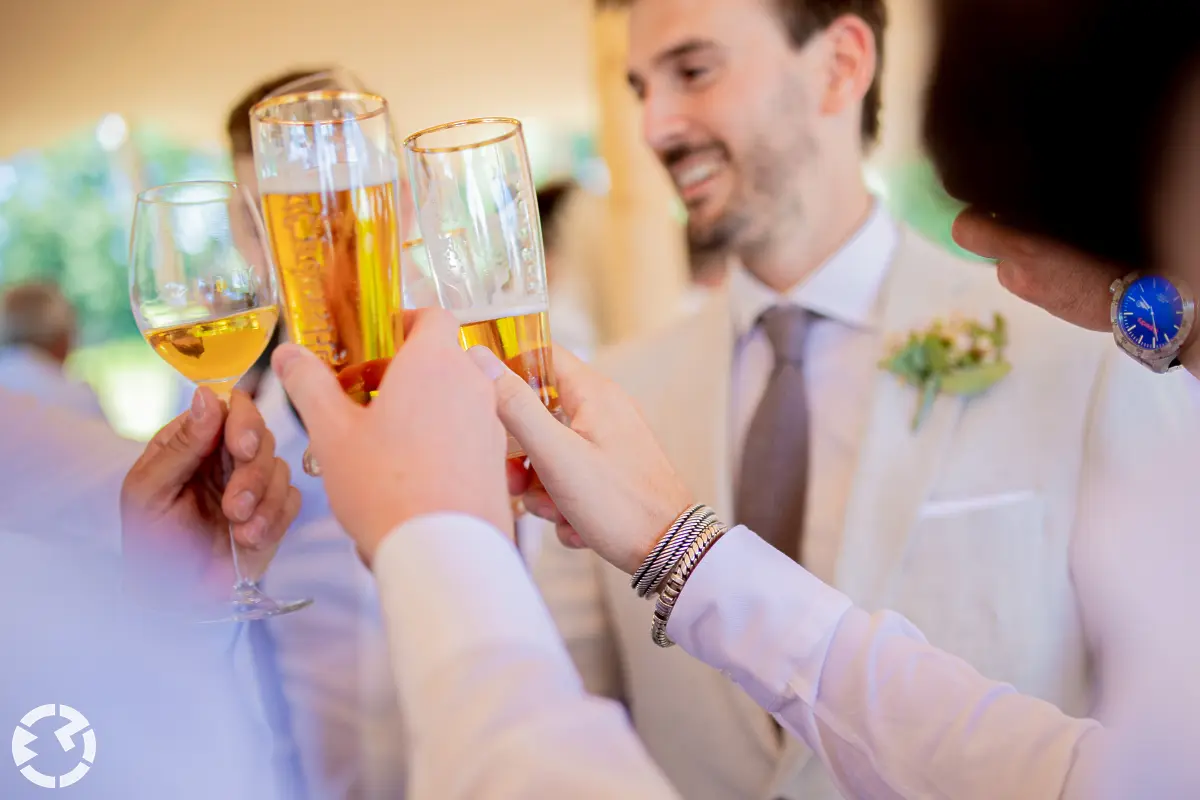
[{"left": 729, "top": 200, "right": 899, "bottom": 338}]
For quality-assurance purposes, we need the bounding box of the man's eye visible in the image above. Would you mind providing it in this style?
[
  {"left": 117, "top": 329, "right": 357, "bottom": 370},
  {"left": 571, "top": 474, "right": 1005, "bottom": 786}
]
[{"left": 681, "top": 67, "right": 709, "bottom": 82}]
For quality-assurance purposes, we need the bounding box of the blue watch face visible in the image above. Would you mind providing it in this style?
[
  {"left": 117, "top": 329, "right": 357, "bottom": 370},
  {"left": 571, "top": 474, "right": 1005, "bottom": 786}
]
[{"left": 1118, "top": 275, "right": 1185, "bottom": 351}]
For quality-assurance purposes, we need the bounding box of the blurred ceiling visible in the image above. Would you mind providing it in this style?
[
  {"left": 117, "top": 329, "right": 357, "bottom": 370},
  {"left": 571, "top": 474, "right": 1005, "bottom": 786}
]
[
  {"left": 0, "top": 0, "right": 596, "bottom": 157},
  {"left": 0, "top": 0, "right": 932, "bottom": 169}
]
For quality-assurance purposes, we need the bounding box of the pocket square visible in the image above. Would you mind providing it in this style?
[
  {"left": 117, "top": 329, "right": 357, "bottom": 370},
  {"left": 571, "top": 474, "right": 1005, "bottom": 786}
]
[{"left": 918, "top": 490, "right": 1037, "bottom": 519}]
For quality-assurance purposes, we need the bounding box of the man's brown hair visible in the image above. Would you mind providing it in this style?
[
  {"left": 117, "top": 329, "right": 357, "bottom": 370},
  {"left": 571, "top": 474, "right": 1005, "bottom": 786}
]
[
  {"left": 605, "top": 0, "right": 887, "bottom": 144},
  {"left": 226, "top": 68, "right": 336, "bottom": 157}
]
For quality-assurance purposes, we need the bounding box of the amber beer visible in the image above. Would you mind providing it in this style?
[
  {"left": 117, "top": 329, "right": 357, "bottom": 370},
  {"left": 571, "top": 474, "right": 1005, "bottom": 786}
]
[
  {"left": 455, "top": 303, "right": 563, "bottom": 425},
  {"left": 260, "top": 175, "right": 403, "bottom": 404}
]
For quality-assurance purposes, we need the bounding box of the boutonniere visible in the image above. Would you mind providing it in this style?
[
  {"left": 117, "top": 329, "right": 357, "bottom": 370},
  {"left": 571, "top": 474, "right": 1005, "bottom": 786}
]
[{"left": 879, "top": 312, "right": 1012, "bottom": 431}]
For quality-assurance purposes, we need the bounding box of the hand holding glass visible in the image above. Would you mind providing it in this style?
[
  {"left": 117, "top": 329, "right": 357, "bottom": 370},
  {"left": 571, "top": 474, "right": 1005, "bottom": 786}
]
[{"left": 129, "top": 180, "right": 311, "bottom": 621}]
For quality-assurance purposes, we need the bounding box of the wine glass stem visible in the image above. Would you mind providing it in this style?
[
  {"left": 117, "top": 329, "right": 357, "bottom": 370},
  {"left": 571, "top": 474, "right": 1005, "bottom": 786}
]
[
  {"left": 214, "top": 388, "right": 261, "bottom": 599},
  {"left": 219, "top": 444, "right": 255, "bottom": 592}
]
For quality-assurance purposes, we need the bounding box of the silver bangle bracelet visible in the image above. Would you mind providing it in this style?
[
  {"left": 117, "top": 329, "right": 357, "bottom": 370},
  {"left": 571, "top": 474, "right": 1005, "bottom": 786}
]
[
  {"left": 630, "top": 504, "right": 700, "bottom": 593},
  {"left": 635, "top": 507, "right": 715, "bottom": 597},
  {"left": 631, "top": 504, "right": 706, "bottom": 597},
  {"left": 650, "top": 519, "right": 728, "bottom": 648}
]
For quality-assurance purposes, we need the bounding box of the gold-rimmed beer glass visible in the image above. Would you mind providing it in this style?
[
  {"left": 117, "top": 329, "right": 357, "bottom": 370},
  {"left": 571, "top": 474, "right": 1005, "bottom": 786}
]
[
  {"left": 403, "top": 118, "right": 566, "bottom": 458},
  {"left": 250, "top": 91, "right": 404, "bottom": 474}
]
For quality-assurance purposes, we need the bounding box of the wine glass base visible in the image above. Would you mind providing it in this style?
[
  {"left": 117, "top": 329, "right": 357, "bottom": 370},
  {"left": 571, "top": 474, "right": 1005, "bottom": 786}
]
[{"left": 198, "top": 586, "right": 314, "bottom": 623}]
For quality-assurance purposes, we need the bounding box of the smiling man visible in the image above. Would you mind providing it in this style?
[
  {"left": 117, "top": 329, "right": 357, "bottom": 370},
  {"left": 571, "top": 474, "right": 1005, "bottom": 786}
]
[{"left": 531, "top": 1, "right": 1195, "bottom": 799}]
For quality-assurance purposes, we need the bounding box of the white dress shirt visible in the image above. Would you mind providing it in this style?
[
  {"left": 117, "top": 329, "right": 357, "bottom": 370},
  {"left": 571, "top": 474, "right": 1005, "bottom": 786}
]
[
  {"left": 729, "top": 203, "right": 897, "bottom": 583},
  {"left": 379, "top": 513, "right": 1199, "bottom": 799},
  {"left": 0, "top": 345, "right": 108, "bottom": 422}
]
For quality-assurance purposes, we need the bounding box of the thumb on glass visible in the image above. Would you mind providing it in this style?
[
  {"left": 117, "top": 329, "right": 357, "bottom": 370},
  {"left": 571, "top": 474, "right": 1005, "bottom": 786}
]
[
  {"left": 467, "top": 345, "right": 581, "bottom": 460},
  {"left": 272, "top": 344, "right": 355, "bottom": 447}
]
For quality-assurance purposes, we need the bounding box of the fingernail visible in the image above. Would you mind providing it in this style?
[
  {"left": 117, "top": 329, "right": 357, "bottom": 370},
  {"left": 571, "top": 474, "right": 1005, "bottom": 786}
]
[
  {"left": 232, "top": 491, "right": 256, "bottom": 522},
  {"left": 272, "top": 345, "right": 300, "bottom": 377},
  {"left": 242, "top": 516, "right": 266, "bottom": 548},
  {"left": 239, "top": 430, "right": 260, "bottom": 458},
  {"left": 467, "top": 345, "right": 505, "bottom": 380},
  {"left": 191, "top": 389, "right": 207, "bottom": 421}
]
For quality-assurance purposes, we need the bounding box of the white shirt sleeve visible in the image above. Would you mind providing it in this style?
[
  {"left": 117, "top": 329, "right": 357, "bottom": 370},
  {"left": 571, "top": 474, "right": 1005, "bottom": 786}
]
[
  {"left": 372, "top": 513, "right": 680, "bottom": 800},
  {"left": 668, "top": 525, "right": 1104, "bottom": 800}
]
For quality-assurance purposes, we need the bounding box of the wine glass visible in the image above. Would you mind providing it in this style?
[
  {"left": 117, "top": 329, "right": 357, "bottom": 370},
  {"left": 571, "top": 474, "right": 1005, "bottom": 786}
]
[{"left": 129, "top": 180, "right": 312, "bottom": 622}]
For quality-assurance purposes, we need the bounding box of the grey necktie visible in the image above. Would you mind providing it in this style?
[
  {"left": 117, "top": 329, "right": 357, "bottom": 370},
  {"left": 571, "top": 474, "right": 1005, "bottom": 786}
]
[{"left": 735, "top": 305, "right": 811, "bottom": 562}]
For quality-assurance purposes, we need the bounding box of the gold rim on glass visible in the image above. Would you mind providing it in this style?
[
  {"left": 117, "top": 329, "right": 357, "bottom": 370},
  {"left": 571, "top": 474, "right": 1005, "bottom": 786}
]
[
  {"left": 403, "top": 117, "right": 522, "bottom": 153},
  {"left": 137, "top": 180, "right": 242, "bottom": 206},
  {"left": 250, "top": 90, "right": 390, "bottom": 126}
]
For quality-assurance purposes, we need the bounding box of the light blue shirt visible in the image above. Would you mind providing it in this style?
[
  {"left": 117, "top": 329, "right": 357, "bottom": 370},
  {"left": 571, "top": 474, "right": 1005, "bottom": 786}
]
[{"left": 0, "top": 531, "right": 280, "bottom": 798}]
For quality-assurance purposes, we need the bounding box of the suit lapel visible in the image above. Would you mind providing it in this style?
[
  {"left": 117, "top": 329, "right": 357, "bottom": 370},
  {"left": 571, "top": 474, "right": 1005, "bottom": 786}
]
[
  {"left": 771, "top": 232, "right": 970, "bottom": 784},
  {"left": 835, "top": 231, "right": 970, "bottom": 608}
]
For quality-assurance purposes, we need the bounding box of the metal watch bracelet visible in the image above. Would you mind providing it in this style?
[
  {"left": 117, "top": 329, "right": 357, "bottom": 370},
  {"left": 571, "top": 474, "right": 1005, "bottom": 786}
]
[{"left": 651, "top": 518, "right": 728, "bottom": 648}]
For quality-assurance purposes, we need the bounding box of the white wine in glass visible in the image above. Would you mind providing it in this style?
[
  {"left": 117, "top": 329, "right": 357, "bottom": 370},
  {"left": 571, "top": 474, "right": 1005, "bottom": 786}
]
[{"left": 129, "top": 180, "right": 312, "bottom": 622}]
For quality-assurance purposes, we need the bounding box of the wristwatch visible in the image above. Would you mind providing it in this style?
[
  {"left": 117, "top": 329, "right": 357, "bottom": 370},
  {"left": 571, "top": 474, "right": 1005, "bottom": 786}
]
[{"left": 1109, "top": 271, "right": 1196, "bottom": 373}]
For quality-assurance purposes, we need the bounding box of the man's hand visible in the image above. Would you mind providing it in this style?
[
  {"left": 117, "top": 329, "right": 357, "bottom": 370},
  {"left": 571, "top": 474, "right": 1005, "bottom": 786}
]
[
  {"left": 952, "top": 208, "right": 1119, "bottom": 333},
  {"left": 479, "top": 345, "right": 694, "bottom": 575},
  {"left": 953, "top": 208, "right": 1200, "bottom": 375},
  {"left": 121, "top": 387, "right": 299, "bottom": 596},
  {"left": 273, "top": 309, "right": 513, "bottom": 564}
]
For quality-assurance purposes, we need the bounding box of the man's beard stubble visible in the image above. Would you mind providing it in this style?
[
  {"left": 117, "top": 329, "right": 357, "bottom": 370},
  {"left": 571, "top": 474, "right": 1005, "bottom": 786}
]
[{"left": 678, "top": 100, "right": 816, "bottom": 262}]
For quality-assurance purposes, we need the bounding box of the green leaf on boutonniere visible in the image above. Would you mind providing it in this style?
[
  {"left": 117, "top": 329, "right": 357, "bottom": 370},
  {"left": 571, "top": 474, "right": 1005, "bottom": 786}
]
[
  {"left": 939, "top": 362, "right": 1012, "bottom": 395},
  {"left": 880, "top": 313, "right": 1012, "bottom": 432}
]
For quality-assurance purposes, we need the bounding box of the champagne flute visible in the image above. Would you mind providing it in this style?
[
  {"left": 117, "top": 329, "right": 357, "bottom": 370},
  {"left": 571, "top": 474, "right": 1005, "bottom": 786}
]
[
  {"left": 403, "top": 118, "right": 568, "bottom": 459},
  {"left": 129, "top": 180, "right": 312, "bottom": 621}
]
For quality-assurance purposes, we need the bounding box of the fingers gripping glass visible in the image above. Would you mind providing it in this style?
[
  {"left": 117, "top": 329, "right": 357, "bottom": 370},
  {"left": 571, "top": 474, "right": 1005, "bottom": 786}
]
[
  {"left": 403, "top": 118, "right": 567, "bottom": 459},
  {"left": 250, "top": 90, "right": 405, "bottom": 477},
  {"left": 129, "top": 180, "right": 312, "bottom": 621}
]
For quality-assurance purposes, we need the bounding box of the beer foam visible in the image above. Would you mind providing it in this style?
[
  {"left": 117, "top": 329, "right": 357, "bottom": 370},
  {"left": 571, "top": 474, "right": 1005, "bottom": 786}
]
[
  {"left": 259, "top": 160, "right": 399, "bottom": 195},
  {"left": 450, "top": 302, "right": 549, "bottom": 326}
]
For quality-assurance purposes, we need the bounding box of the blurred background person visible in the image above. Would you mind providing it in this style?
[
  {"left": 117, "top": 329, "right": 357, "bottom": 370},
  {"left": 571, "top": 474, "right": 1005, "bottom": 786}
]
[
  {"left": 533, "top": 1, "right": 1191, "bottom": 799},
  {"left": 0, "top": 281, "right": 108, "bottom": 423},
  {"left": 225, "top": 66, "right": 412, "bottom": 799}
]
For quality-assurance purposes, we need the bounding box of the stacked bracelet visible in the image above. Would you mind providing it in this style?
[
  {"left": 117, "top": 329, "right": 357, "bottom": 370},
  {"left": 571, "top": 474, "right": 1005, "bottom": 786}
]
[
  {"left": 631, "top": 505, "right": 714, "bottom": 597},
  {"left": 650, "top": 518, "right": 727, "bottom": 648}
]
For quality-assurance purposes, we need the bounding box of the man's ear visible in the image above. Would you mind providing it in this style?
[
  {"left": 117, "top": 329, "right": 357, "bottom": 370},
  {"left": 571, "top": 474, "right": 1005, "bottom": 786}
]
[{"left": 817, "top": 15, "right": 877, "bottom": 122}]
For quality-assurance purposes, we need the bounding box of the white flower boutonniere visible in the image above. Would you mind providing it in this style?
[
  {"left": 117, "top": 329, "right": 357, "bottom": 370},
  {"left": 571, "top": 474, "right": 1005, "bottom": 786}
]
[{"left": 879, "top": 312, "right": 1012, "bottom": 431}]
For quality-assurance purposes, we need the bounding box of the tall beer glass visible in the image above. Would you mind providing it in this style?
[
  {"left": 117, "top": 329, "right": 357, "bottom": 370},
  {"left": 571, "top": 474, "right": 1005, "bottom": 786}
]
[
  {"left": 251, "top": 91, "right": 403, "bottom": 474},
  {"left": 404, "top": 118, "right": 566, "bottom": 458}
]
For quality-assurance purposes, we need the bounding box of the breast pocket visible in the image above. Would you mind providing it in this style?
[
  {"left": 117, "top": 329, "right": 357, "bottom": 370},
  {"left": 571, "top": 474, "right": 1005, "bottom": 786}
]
[{"left": 886, "top": 496, "right": 1076, "bottom": 692}]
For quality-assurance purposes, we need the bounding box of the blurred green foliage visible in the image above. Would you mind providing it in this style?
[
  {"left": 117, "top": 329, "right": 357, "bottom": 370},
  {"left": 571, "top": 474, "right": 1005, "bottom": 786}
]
[
  {"left": 0, "top": 124, "right": 232, "bottom": 346},
  {"left": 876, "top": 158, "right": 989, "bottom": 262}
]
